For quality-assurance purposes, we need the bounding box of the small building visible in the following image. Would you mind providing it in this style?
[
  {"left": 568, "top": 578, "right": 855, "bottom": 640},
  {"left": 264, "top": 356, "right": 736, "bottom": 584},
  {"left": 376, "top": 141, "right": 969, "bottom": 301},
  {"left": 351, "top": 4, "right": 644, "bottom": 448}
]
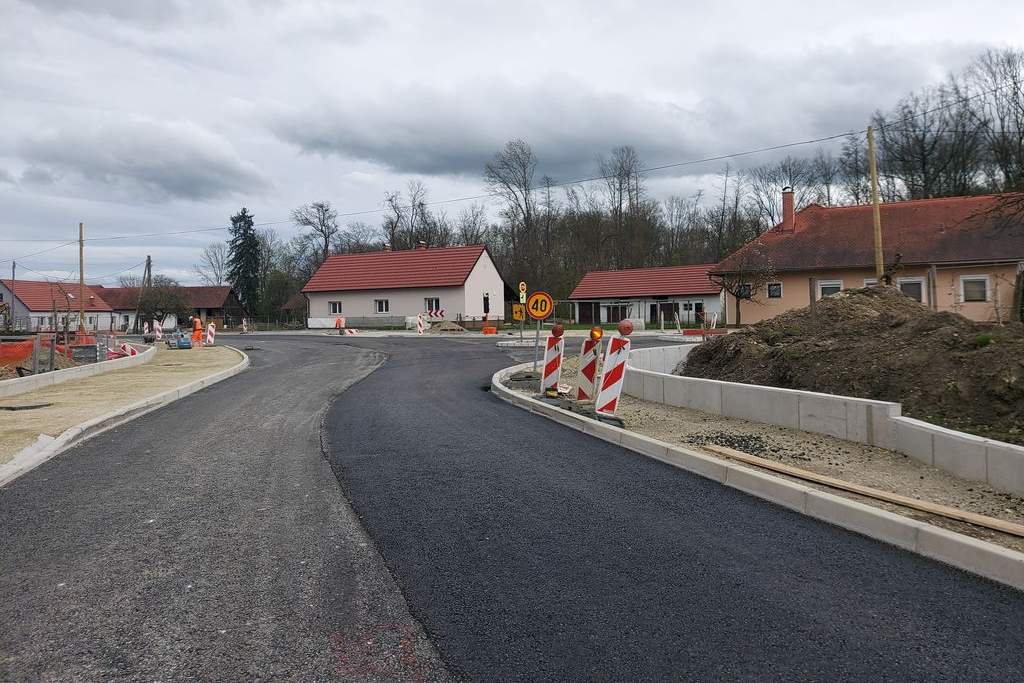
[
  {"left": 568, "top": 264, "right": 723, "bottom": 327},
  {"left": 92, "top": 285, "right": 246, "bottom": 330},
  {"left": 0, "top": 279, "right": 115, "bottom": 331},
  {"left": 302, "top": 244, "right": 505, "bottom": 328},
  {"left": 713, "top": 190, "right": 1024, "bottom": 325}
]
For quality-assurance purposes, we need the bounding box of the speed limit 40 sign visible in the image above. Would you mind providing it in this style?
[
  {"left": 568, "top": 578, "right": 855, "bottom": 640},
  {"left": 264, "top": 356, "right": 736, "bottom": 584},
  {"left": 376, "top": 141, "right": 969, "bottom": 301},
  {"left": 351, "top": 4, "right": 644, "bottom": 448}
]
[{"left": 526, "top": 291, "right": 554, "bottom": 320}]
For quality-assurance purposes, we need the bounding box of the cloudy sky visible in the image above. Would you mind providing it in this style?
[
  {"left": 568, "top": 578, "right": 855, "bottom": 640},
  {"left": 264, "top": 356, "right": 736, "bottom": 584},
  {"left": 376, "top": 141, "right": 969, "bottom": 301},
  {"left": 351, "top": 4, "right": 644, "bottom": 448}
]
[{"left": 1, "top": 0, "right": 1021, "bottom": 284}]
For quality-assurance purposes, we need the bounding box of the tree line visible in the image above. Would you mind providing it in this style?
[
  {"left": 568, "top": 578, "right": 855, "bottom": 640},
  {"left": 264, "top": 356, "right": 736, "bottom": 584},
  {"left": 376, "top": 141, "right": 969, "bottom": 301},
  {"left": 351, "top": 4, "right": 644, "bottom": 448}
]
[{"left": 194, "top": 48, "right": 1023, "bottom": 317}]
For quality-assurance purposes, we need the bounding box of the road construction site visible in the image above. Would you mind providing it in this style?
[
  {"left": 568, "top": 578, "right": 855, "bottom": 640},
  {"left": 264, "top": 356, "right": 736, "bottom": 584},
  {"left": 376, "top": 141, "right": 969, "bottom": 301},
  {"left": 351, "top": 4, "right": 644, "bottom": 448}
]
[{"left": 2, "top": 334, "right": 1023, "bottom": 681}]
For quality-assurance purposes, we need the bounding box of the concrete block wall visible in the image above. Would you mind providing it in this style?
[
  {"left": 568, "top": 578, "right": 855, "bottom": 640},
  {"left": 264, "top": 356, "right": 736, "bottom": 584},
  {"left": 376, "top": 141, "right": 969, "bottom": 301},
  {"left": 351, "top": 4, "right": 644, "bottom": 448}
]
[
  {"left": 0, "top": 343, "right": 153, "bottom": 399},
  {"left": 624, "top": 345, "right": 1024, "bottom": 496}
]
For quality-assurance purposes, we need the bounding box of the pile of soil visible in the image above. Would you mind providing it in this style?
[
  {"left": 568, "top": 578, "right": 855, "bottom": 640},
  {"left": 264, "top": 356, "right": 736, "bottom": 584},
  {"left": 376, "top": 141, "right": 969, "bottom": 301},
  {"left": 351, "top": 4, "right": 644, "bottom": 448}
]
[
  {"left": 1, "top": 353, "right": 77, "bottom": 380},
  {"left": 679, "top": 287, "right": 1024, "bottom": 445}
]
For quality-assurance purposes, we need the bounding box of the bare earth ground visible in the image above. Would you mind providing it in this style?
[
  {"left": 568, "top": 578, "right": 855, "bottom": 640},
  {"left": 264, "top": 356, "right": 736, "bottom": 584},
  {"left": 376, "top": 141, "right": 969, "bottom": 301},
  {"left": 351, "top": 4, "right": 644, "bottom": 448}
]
[
  {"left": 520, "top": 356, "right": 1024, "bottom": 554},
  {"left": 0, "top": 345, "right": 242, "bottom": 465}
]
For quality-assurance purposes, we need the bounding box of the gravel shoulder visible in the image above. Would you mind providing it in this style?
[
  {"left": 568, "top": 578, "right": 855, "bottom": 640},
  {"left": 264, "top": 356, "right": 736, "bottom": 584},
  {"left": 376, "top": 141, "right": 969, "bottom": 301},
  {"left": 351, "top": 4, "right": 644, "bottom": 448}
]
[
  {"left": 522, "top": 357, "right": 1024, "bottom": 554},
  {"left": 0, "top": 345, "right": 242, "bottom": 465}
]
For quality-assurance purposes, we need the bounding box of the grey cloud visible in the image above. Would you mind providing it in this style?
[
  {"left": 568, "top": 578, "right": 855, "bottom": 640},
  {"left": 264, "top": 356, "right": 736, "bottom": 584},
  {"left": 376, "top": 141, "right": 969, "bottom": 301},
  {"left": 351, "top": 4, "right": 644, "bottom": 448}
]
[
  {"left": 270, "top": 79, "right": 714, "bottom": 181},
  {"left": 17, "top": 0, "right": 193, "bottom": 26},
  {"left": 0, "top": 169, "right": 16, "bottom": 185},
  {"left": 20, "top": 166, "right": 58, "bottom": 185},
  {"left": 17, "top": 119, "right": 269, "bottom": 202}
]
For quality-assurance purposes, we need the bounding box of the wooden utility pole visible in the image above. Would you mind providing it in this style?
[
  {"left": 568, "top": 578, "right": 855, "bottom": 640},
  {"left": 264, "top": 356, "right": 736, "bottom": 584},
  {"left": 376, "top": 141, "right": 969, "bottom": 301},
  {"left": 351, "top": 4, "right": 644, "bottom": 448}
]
[
  {"left": 133, "top": 255, "right": 152, "bottom": 334},
  {"left": 78, "top": 222, "right": 86, "bottom": 332},
  {"left": 9, "top": 261, "right": 14, "bottom": 332},
  {"left": 867, "top": 126, "right": 884, "bottom": 282}
]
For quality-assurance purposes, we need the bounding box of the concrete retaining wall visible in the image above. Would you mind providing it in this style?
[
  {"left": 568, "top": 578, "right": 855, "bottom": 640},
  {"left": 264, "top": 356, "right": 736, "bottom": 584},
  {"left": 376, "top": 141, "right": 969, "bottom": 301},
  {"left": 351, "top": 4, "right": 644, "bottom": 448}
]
[
  {"left": 0, "top": 343, "right": 153, "bottom": 399},
  {"left": 624, "top": 345, "right": 1024, "bottom": 496}
]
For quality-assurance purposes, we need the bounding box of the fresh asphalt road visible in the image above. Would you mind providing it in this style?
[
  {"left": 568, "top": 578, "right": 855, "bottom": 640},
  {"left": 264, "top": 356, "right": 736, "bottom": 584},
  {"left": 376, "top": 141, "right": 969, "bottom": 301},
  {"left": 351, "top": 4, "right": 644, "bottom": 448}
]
[{"left": 2, "top": 334, "right": 1024, "bottom": 681}]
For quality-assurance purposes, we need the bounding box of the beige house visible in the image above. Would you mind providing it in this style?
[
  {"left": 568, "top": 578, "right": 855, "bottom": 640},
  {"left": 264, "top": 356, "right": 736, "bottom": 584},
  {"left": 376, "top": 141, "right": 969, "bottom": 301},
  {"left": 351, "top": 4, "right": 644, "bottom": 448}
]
[{"left": 714, "top": 190, "right": 1024, "bottom": 325}]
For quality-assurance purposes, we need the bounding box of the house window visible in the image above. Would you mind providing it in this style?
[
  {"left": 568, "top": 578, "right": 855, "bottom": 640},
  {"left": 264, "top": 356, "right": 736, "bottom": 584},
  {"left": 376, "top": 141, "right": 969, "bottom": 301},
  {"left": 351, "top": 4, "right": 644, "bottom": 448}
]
[
  {"left": 88, "top": 316, "right": 95, "bottom": 326},
  {"left": 818, "top": 280, "right": 843, "bottom": 299},
  {"left": 329, "top": 301, "right": 343, "bottom": 314},
  {"left": 736, "top": 283, "right": 752, "bottom": 299},
  {"left": 606, "top": 304, "right": 629, "bottom": 322},
  {"left": 898, "top": 277, "right": 925, "bottom": 303},
  {"left": 681, "top": 303, "right": 693, "bottom": 311},
  {"left": 374, "top": 299, "right": 389, "bottom": 314},
  {"left": 960, "top": 275, "right": 989, "bottom": 303},
  {"left": 767, "top": 283, "right": 783, "bottom": 299},
  {"left": 483, "top": 293, "right": 490, "bottom": 315},
  {"left": 863, "top": 278, "right": 878, "bottom": 287},
  {"left": 424, "top": 297, "right": 440, "bottom": 312}
]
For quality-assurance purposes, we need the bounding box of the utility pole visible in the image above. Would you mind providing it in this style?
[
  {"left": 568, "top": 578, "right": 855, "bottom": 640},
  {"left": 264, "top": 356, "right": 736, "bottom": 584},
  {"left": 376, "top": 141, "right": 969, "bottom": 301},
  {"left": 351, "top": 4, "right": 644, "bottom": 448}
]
[
  {"left": 867, "top": 126, "right": 884, "bottom": 282},
  {"left": 78, "top": 222, "right": 86, "bottom": 332},
  {"left": 9, "top": 261, "right": 14, "bottom": 332},
  {"left": 133, "top": 255, "right": 151, "bottom": 334}
]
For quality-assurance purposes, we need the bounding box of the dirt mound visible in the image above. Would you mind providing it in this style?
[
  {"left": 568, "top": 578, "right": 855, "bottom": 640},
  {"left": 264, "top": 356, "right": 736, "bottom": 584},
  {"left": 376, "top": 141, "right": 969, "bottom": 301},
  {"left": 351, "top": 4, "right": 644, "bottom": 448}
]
[
  {"left": 427, "top": 320, "right": 466, "bottom": 333},
  {"left": 680, "top": 287, "right": 1024, "bottom": 445}
]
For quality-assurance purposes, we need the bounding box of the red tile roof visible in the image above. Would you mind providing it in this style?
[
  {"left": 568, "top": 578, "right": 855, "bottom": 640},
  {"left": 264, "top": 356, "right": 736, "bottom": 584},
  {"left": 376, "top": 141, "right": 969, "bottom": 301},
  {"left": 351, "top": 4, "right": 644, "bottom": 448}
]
[
  {"left": 569, "top": 264, "right": 721, "bottom": 299},
  {"left": 91, "top": 285, "right": 234, "bottom": 310},
  {"left": 1, "top": 279, "right": 112, "bottom": 312},
  {"left": 714, "top": 193, "right": 1024, "bottom": 274},
  {"left": 302, "top": 245, "right": 487, "bottom": 293}
]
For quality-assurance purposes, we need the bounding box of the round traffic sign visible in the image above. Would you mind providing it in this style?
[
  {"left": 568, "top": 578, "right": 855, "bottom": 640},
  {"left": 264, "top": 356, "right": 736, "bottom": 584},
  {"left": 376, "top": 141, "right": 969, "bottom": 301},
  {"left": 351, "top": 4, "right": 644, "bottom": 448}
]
[
  {"left": 518, "top": 281, "right": 528, "bottom": 293},
  {"left": 526, "top": 291, "right": 554, "bottom": 320}
]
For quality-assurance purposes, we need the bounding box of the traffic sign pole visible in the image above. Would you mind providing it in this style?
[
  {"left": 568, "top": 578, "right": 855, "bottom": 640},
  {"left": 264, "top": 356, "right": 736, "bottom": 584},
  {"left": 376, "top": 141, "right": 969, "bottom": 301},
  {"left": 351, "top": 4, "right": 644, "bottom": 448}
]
[{"left": 532, "top": 318, "right": 541, "bottom": 371}]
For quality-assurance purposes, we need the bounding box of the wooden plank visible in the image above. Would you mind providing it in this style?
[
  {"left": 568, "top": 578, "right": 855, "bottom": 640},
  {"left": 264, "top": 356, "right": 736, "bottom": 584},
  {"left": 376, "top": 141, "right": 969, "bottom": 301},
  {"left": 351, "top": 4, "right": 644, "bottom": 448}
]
[{"left": 703, "top": 443, "right": 1024, "bottom": 538}]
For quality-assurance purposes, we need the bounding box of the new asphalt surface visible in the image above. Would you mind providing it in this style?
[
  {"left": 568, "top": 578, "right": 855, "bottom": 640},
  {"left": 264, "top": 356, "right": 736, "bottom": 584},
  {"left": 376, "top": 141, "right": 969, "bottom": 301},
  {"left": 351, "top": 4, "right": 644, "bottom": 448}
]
[{"left": 3, "top": 334, "right": 1024, "bottom": 681}]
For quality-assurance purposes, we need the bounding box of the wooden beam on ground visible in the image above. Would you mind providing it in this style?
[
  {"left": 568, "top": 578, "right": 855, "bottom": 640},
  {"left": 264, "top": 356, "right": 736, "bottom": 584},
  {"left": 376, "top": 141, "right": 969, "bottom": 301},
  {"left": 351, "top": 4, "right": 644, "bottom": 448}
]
[{"left": 702, "top": 443, "right": 1024, "bottom": 539}]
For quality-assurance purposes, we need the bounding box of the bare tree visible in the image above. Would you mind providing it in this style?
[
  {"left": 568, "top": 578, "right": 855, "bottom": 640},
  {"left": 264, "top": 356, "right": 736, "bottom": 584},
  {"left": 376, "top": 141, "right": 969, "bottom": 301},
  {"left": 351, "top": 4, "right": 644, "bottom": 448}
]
[
  {"left": 455, "top": 204, "right": 488, "bottom": 245},
  {"left": 709, "top": 243, "right": 776, "bottom": 326},
  {"left": 118, "top": 273, "right": 141, "bottom": 288},
  {"left": 484, "top": 139, "right": 537, "bottom": 262},
  {"left": 291, "top": 201, "right": 339, "bottom": 264},
  {"left": 746, "top": 155, "right": 816, "bottom": 231},
  {"left": 192, "top": 242, "right": 228, "bottom": 286},
  {"left": 811, "top": 148, "right": 841, "bottom": 205}
]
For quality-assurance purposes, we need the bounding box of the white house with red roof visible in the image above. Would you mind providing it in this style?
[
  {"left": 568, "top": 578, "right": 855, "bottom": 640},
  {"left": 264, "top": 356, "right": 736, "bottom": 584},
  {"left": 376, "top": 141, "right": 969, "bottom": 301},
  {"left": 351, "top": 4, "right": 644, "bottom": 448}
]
[
  {"left": 568, "top": 264, "right": 722, "bottom": 327},
  {"left": 301, "top": 244, "right": 506, "bottom": 328},
  {"left": 0, "top": 279, "right": 116, "bottom": 331}
]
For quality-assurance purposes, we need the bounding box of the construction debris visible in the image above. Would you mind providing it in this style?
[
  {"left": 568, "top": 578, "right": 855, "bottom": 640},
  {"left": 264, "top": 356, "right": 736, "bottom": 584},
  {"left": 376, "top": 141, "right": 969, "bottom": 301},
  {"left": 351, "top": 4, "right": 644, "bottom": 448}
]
[{"left": 427, "top": 320, "right": 466, "bottom": 333}]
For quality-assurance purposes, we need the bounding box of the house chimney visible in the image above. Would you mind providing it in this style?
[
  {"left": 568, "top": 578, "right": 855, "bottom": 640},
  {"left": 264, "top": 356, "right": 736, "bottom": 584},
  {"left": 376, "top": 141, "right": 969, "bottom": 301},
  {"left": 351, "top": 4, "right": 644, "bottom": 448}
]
[
  {"left": 417, "top": 241, "right": 428, "bottom": 250},
  {"left": 383, "top": 244, "right": 391, "bottom": 251},
  {"left": 781, "top": 186, "right": 795, "bottom": 232}
]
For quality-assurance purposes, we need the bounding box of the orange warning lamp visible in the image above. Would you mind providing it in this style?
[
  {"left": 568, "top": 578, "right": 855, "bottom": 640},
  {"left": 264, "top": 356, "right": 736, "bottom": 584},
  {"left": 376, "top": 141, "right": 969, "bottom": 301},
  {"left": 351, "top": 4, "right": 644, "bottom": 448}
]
[
  {"left": 551, "top": 323, "right": 565, "bottom": 338},
  {"left": 589, "top": 326, "right": 603, "bottom": 341},
  {"left": 617, "top": 319, "right": 633, "bottom": 337}
]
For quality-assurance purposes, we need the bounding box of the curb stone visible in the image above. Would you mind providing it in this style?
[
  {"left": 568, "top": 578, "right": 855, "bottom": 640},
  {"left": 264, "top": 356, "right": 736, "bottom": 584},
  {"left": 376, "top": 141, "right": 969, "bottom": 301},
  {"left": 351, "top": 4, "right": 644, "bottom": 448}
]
[
  {"left": 0, "top": 346, "right": 250, "bottom": 488},
  {"left": 491, "top": 361, "right": 1024, "bottom": 592}
]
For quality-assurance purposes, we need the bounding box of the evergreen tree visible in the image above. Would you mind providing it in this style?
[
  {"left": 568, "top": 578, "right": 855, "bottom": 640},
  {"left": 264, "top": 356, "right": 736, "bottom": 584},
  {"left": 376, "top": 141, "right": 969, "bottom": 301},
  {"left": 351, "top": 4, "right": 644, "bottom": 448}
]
[{"left": 226, "top": 207, "right": 262, "bottom": 311}]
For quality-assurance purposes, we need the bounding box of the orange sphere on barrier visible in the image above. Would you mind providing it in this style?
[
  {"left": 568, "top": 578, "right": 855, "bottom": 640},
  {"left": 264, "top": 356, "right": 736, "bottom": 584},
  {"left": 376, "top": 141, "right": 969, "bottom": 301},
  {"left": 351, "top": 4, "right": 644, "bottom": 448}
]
[
  {"left": 589, "top": 326, "right": 604, "bottom": 341},
  {"left": 617, "top": 319, "right": 633, "bottom": 337},
  {"left": 551, "top": 323, "right": 564, "bottom": 338}
]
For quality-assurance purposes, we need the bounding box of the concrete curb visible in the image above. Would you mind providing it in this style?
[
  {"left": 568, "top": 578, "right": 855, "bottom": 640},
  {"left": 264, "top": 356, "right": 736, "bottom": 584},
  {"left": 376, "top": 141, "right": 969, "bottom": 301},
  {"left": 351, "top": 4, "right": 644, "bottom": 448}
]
[
  {"left": 490, "top": 361, "right": 1024, "bottom": 592},
  {"left": 0, "top": 346, "right": 250, "bottom": 488},
  {"left": 0, "top": 343, "right": 156, "bottom": 399}
]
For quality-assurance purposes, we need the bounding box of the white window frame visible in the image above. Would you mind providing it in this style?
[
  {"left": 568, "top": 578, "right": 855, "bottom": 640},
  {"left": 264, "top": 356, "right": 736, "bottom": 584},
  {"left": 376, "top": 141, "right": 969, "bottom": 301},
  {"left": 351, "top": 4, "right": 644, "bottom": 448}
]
[
  {"left": 959, "top": 274, "right": 990, "bottom": 303},
  {"left": 766, "top": 282, "right": 783, "bottom": 299},
  {"left": 897, "top": 276, "right": 926, "bottom": 304},
  {"left": 374, "top": 299, "right": 389, "bottom": 314},
  {"left": 817, "top": 279, "right": 843, "bottom": 299},
  {"left": 863, "top": 278, "right": 878, "bottom": 287},
  {"left": 424, "top": 296, "right": 440, "bottom": 312},
  {"left": 329, "top": 301, "right": 343, "bottom": 314}
]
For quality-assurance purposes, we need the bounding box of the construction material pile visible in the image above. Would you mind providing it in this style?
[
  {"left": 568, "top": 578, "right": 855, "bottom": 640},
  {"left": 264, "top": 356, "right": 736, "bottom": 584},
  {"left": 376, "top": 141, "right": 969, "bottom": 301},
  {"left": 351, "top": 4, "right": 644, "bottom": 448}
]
[
  {"left": 679, "top": 287, "right": 1024, "bottom": 445},
  {"left": 427, "top": 320, "right": 466, "bottom": 333}
]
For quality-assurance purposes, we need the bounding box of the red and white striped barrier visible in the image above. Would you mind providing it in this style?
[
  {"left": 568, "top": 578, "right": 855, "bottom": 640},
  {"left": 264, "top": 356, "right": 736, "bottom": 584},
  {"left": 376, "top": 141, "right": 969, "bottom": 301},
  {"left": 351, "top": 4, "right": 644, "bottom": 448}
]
[
  {"left": 206, "top": 323, "right": 215, "bottom": 346},
  {"left": 242, "top": 318, "right": 248, "bottom": 334},
  {"left": 541, "top": 334, "right": 565, "bottom": 394},
  {"left": 119, "top": 342, "right": 139, "bottom": 357},
  {"left": 154, "top": 320, "right": 163, "bottom": 340},
  {"left": 344, "top": 328, "right": 359, "bottom": 336},
  {"left": 143, "top": 321, "right": 150, "bottom": 335},
  {"left": 576, "top": 337, "right": 603, "bottom": 401},
  {"left": 595, "top": 336, "right": 631, "bottom": 416},
  {"left": 416, "top": 314, "right": 424, "bottom": 335},
  {"left": 426, "top": 309, "right": 445, "bottom": 319}
]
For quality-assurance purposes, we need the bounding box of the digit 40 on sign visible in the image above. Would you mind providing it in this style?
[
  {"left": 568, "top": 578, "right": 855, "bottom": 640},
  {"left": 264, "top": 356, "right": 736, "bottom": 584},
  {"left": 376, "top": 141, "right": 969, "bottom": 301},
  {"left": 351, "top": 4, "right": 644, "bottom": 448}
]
[{"left": 526, "top": 291, "right": 554, "bottom": 320}]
